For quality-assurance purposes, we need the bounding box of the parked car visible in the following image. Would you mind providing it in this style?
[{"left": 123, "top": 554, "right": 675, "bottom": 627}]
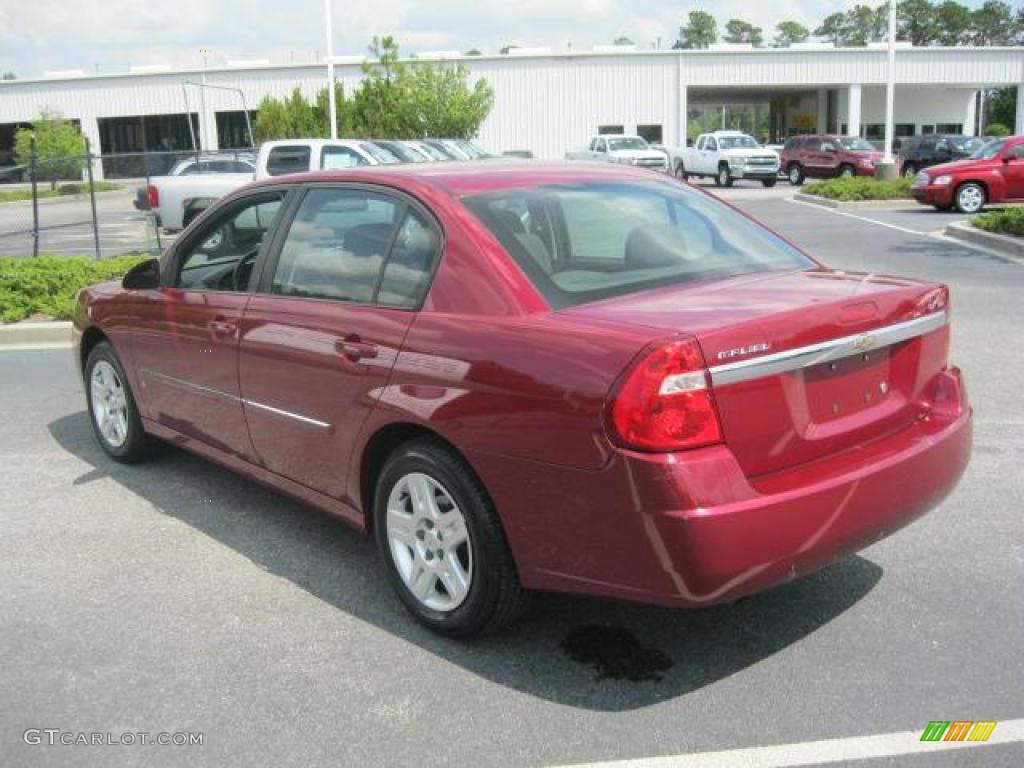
[
  {"left": 133, "top": 154, "right": 256, "bottom": 213},
  {"left": 149, "top": 139, "right": 400, "bottom": 231},
  {"left": 74, "top": 161, "right": 971, "bottom": 637},
  {"left": 780, "top": 134, "right": 884, "bottom": 185},
  {"left": 420, "top": 139, "right": 465, "bottom": 160},
  {"left": 403, "top": 140, "right": 450, "bottom": 161},
  {"left": 565, "top": 134, "right": 669, "bottom": 171},
  {"left": 899, "top": 134, "right": 987, "bottom": 179},
  {"left": 369, "top": 140, "right": 429, "bottom": 163},
  {"left": 662, "top": 131, "right": 780, "bottom": 187},
  {"left": 911, "top": 135, "right": 1024, "bottom": 213}
]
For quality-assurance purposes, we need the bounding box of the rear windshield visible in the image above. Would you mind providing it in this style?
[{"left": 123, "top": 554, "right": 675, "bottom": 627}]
[{"left": 463, "top": 181, "right": 813, "bottom": 308}]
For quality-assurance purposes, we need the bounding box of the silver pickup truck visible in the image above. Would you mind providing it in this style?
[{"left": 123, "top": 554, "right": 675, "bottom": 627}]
[{"left": 565, "top": 135, "right": 668, "bottom": 171}]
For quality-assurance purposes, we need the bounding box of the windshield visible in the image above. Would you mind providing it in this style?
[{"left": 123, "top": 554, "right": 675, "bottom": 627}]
[
  {"left": 950, "top": 136, "right": 985, "bottom": 154},
  {"left": 718, "top": 135, "right": 759, "bottom": 150},
  {"left": 463, "top": 181, "right": 813, "bottom": 309},
  {"left": 839, "top": 137, "right": 876, "bottom": 152},
  {"left": 607, "top": 137, "right": 649, "bottom": 151},
  {"left": 360, "top": 142, "right": 401, "bottom": 164},
  {"left": 970, "top": 138, "right": 1006, "bottom": 160}
]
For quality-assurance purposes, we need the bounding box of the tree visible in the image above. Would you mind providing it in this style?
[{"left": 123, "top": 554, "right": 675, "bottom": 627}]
[
  {"left": 898, "top": 0, "right": 937, "bottom": 45},
  {"left": 613, "top": 36, "right": 635, "bottom": 46},
  {"left": 679, "top": 11, "right": 717, "bottom": 49},
  {"left": 815, "top": 13, "right": 847, "bottom": 45},
  {"left": 934, "top": 1, "right": 972, "bottom": 45},
  {"left": 986, "top": 86, "right": 1017, "bottom": 130},
  {"left": 253, "top": 87, "right": 325, "bottom": 142},
  {"left": 723, "top": 19, "right": 763, "bottom": 46},
  {"left": 14, "top": 109, "right": 86, "bottom": 190},
  {"left": 843, "top": 4, "right": 883, "bottom": 45},
  {"left": 774, "top": 21, "right": 810, "bottom": 46},
  {"left": 350, "top": 36, "right": 417, "bottom": 138},
  {"left": 406, "top": 62, "right": 494, "bottom": 138},
  {"left": 968, "top": 1, "right": 1015, "bottom": 45}
]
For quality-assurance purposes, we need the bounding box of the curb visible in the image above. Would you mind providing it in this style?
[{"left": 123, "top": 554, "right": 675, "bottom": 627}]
[
  {"left": 944, "top": 221, "right": 1024, "bottom": 261},
  {"left": 0, "top": 320, "right": 73, "bottom": 348},
  {"left": 793, "top": 193, "right": 921, "bottom": 210},
  {"left": 0, "top": 188, "right": 126, "bottom": 207}
]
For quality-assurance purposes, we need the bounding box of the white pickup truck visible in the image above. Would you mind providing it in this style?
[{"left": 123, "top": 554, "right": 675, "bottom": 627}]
[
  {"left": 661, "top": 131, "right": 780, "bottom": 188},
  {"left": 565, "top": 135, "right": 668, "bottom": 172},
  {"left": 149, "top": 139, "right": 399, "bottom": 231}
]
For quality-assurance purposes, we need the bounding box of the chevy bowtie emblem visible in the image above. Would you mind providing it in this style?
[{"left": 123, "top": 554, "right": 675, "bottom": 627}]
[{"left": 853, "top": 333, "right": 876, "bottom": 352}]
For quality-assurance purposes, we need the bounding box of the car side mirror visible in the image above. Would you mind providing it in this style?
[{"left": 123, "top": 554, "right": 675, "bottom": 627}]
[{"left": 122, "top": 258, "right": 161, "bottom": 290}]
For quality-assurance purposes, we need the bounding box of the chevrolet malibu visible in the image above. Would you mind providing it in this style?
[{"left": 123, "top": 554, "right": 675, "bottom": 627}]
[{"left": 73, "top": 162, "right": 972, "bottom": 637}]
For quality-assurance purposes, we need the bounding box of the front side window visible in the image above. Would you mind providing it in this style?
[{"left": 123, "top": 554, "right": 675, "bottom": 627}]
[
  {"left": 269, "top": 188, "right": 439, "bottom": 308},
  {"left": 464, "top": 181, "right": 813, "bottom": 309},
  {"left": 175, "top": 195, "right": 285, "bottom": 291}
]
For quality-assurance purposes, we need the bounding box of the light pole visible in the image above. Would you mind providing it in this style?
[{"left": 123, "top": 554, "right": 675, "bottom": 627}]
[
  {"left": 883, "top": 0, "right": 896, "bottom": 164},
  {"left": 324, "top": 0, "right": 338, "bottom": 139}
]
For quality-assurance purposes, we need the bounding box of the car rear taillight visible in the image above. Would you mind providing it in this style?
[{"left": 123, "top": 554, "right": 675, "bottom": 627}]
[
  {"left": 147, "top": 184, "right": 159, "bottom": 208},
  {"left": 606, "top": 338, "right": 723, "bottom": 452}
]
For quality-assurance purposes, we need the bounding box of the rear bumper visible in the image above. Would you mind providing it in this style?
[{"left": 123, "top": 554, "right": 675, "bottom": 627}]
[
  {"left": 470, "top": 367, "right": 971, "bottom": 607},
  {"left": 913, "top": 185, "right": 955, "bottom": 207}
]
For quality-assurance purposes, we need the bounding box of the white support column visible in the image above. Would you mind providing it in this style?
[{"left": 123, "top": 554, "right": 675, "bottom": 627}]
[
  {"left": 816, "top": 89, "right": 829, "bottom": 133},
  {"left": 847, "top": 84, "right": 862, "bottom": 137},
  {"left": 1016, "top": 84, "right": 1024, "bottom": 135},
  {"left": 679, "top": 82, "right": 688, "bottom": 146},
  {"left": 964, "top": 90, "right": 978, "bottom": 136}
]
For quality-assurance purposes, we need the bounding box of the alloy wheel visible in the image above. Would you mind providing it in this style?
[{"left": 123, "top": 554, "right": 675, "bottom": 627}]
[
  {"left": 386, "top": 472, "right": 473, "bottom": 612},
  {"left": 90, "top": 360, "right": 129, "bottom": 448},
  {"left": 957, "top": 184, "right": 984, "bottom": 214}
]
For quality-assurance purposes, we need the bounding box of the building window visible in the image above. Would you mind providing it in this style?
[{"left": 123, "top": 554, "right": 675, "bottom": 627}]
[
  {"left": 597, "top": 125, "right": 624, "bottom": 135},
  {"left": 935, "top": 123, "right": 963, "bottom": 134},
  {"left": 636, "top": 124, "right": 663, "bottom": 144},
  {"left": 921, "top": 125, "right": 935, "bottom": 134},
  {"left": 862, "top": 123, "right": 916, "bottom": 139}
]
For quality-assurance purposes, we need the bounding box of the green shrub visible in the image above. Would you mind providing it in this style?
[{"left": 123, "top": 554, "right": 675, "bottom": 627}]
[
  {"left": 0, "top": 181, "right": 121, "bottom": 204},
  {"left": 972, "top": 207, "right": 1024, "bottom": 237},
  {"left": 0, "top": 255, "right": 146, "bottom": 323},
  {"left": 803, "top": 176, "right": 913, "bottom": 202},
  {"left": 983, "top": 123, "right": 1011, "bottom": 137}
]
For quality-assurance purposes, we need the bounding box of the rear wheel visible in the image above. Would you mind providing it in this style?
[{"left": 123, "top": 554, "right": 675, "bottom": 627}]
[
  {"left": 715, "top": 164, "right": 734, "bottom": 188},
  {"left": 674, "top": 162, "right": 688, "bottom": 181},
  {"left": 761, "top": 178, "right": 777, "bottom": 188},
  {"left": 787, "top": 163, "right": 804, "bottom": 185},
  {"left": 954, "top": 182, "right": 985, "bottom": 214},
  {"left": 85, "top": 342, "right": 158, "bottom": 463},
  {"left": 838, "top": 164, "right": 856, "bottom": 179},
  {"left": 902, "top": 162, "right": 918, "bottom": 179},
  {"left": 374, "top": 438, "right": 529, "bottom": 637}
]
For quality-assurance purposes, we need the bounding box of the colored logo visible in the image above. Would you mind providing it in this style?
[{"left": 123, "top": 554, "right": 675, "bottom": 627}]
[{"left": 920, "top": 721, "right": 997, "bottom": 742}]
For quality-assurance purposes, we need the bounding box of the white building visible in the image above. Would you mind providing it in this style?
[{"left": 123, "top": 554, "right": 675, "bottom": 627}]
[{"left": 1, "top": 44, "right": 1022, "bottom": 178}]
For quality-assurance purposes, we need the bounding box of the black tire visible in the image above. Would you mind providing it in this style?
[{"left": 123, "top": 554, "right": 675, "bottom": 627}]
[
  {"left": 715, "top": 164, "right": 734, "bottom": 188},
  {"left": 954, "top": 182, "right": 986, "bottom": 214},
  {"left": 902, "top": 162, "right": 918, "bottom": 179},
  {"left": 787, "top": 163, "right": 805, "bottom": 185},
  {"left": 838, "top": 164, "right": 856, "bottom": 179},
  {"left": 374, "top": 438, "right": 530, "bottom": 637},
  {"left": 84, "top": 341, "right": 159, "bottom": 463},
  {"left": 674, "top": 162, "right": 688, "bottom": 181},
  {"left": 761, "top": 178, "right": 777, "bottom": 188}
]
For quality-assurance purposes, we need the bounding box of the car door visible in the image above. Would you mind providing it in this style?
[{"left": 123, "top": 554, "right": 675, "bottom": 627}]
[
  {"left": 129, "top": 190, "right": 289, "bottom": 460},
  {"left": 237, "top": 184, "right": 441, "bottom": 501},
  {"left": 699, "top": 136, "right": 717, "bottom": 175},
  {"left": 999, "top": 142, "right": 1024, "bottom": 199}
]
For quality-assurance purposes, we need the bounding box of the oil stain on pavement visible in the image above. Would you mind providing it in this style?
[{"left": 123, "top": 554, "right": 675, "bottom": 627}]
[{"left": 561, "top": 625, "right": 673, "bottom": 682}]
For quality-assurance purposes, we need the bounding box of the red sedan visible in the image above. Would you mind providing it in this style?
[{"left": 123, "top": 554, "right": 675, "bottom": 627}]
[{"left": 73, "top": 162, "right": 972, "bottom": 636}]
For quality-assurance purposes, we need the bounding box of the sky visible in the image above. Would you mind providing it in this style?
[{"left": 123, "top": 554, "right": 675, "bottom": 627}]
[{"left": 0, "top": 0, "right": 1014, "bottom": 78}]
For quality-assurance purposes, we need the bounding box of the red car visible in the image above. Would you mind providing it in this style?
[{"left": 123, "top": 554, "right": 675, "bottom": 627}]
[
  {"left": 780, "top": 134, "right": 884, "bottom": 185},
  {"left": 912, "top": 135, "right": 1024, "bottom": 213},
  {"left": 73, "top": 162, "right": 972, "bottom": 636}
]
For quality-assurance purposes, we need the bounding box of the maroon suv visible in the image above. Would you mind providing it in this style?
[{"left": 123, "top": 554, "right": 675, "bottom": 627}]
[{"left": 781, "top": 135, "right": 884, "bottom": 185}]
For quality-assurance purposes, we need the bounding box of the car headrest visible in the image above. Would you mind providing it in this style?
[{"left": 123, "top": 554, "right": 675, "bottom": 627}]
[{"left": 624, "top": 224, "right": 690, "bottom": 270}]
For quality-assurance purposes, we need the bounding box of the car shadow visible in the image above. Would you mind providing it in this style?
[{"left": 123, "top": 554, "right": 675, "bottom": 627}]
[{"left": 48, "top": 410, "right": 883, "bottom": 712}]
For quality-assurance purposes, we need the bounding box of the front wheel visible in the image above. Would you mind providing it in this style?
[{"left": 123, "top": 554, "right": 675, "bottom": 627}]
[
  {"left": 374, "top": 438, "right": 529, "bottom": 637},
  {"left": 954, "top": 182, "right": 986, "bottom": 214},
  {"left": 902, "top": 163, "right": 918, "bottom": 179},
  {"left": 761, "top": 178, "right": 777, "bottom": 188},
  {"left": 85, "top": 342, "right": 159, "bottom": 462},
  {"left": 787, "top": 163, "right": 804, "bottom": 185},
  {"left": 715, "top": 165, "right": 734, "bottom": 188},
  {"left": 838, "top": 164, "right": 856, "bottom": 179}
]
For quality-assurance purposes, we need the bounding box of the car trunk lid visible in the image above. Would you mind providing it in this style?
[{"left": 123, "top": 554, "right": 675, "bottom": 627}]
[{"left": 563, "top": 269, "right": 951, "bottom": 477}]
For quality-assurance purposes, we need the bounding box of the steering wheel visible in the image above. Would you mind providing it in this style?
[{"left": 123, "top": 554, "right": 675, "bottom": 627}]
[{"left": 232, "top": 249, "right": 259, "bottom": 292}]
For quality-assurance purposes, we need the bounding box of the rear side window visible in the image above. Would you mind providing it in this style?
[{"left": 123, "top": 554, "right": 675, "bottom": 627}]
[
  {"left": 783, "top": 137, "right": 801, "bottom": 150},
  {"left": 270, "top": 188, "right": 438, "bottom": 307},
  {"left": 463, "top": 181, "right": 813, "bottom": 309},
  {"left": 266, "top": 146, "right": 311, "bottom": 176}
]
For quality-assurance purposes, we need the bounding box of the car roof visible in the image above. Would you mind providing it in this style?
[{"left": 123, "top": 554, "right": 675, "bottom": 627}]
[{"left": 249, "top": 160, "right": 671, "bottom": 197}]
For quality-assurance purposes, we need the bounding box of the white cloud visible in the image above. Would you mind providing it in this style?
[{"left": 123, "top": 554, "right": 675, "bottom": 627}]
[{"left": 0, "top": 0, "right": 998, "bottom": 77}]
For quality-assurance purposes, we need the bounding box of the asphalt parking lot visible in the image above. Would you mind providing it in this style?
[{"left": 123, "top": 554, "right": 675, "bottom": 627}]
[{"left": 1, "top": 192, "right": 1022, "bottom": 767}]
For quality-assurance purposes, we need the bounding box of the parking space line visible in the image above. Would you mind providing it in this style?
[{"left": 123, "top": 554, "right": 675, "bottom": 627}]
[
  {"left": 785, "top": 197, "right": 936, "bottom": 236},
  {"left": 552, "top": 718, "right": 1024, "bottom": 768}
]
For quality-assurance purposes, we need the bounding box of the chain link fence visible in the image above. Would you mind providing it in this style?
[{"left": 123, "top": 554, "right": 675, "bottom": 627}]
[{"left": 0, "top": 142, "right": 254, "bottom": 260}]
